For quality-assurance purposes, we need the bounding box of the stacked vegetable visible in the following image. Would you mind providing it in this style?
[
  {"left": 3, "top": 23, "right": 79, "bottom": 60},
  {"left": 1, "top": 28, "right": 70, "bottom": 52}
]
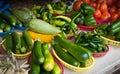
[
  {"left": 0, "top": 13, "right": 15, "bottom": 33},
  {"left": 2, "top": 30, "right": 33, "bottom": 54},
  {"left": 53, "top": 35, "right": 92, "bottom": 67},
  {"left": 75, "top": 32, "right": 107, "bottom": 53},
  {"left": 29, "top": 40, "right": 62, "bottom": 74},
  {"left": 71, "top": 3, "right": 97, "bottom": 26},
  {"left": 95, "top": 19, "right": 120, "bottom": 41}
]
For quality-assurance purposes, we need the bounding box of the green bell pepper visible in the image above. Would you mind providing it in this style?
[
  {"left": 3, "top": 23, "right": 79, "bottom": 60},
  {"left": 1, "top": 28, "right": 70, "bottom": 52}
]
[
  {"left": 84, "top": 15, "right": 97, "bottom": 26},
  {"left": 81, "top": 3, "right": 95, "bottom": 15}
]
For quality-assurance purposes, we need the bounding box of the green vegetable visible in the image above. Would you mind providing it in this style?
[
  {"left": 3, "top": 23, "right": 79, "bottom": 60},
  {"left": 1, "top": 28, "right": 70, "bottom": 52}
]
[
  {"left": 109, "top": 27, "right": 120, "bottom": 35},
  {"left": 29, "top": 19, "right": 61, "bottom": 34},
  {"left": 74, "top": 14, "right": 84, "bottom": 25},
  {"left": 0, "top": 17, "right": 6, "bottom": 29},
  {"left": 84, "top": 15, "right": 97, "bottom": 26},
  {"left": 22, "top": 30, "right": 33, "bottom": 50},
  {"left": 0, "top": 13, "right": 16, "bottom": 26},
  {"left": 55, "top": 15, "right": 71, "bottom": 23},
  {"left": 11, "top": 32, "right": 21, "bottom": 49},
  {"left": 42, "top": 43, "right": 54, "bottom": 71},
  {"left": 54, "top": 36, "right": 92, "bottom": 62},
  {"left": 29, "top": 55, "right": 40, "bottom": 74},
  {"left": 21, "top": 37, "right": 27, "bottom": 48},
  {"left": 12, "top": 8, "right": 35, "bottom": 26},
  {"left": 32, "top": 40, "right": 45, "bottom": 64},
  {"left": 40, "top": 67, "right": 50, "bottom": 74},
  {"left": 81, "top": 3, "right": 95, "bottom": 15},
  {"left": 3, "top": 34, "right": 13, "bottom": 54},
  {"left": 80, "top": 61, "right": 88, "bottom": 67},
  {"left": 51, "top": 63, "right": 62, "bottom": 74},
  {"left": 53, "top": 42, "right": 80, "bottom": 67},
  {"left": 89, "top": 42, "right": 97, "bottom": 49},
  {"left": 109, "top": 19, "right": 120, "bottom": 29},
  {"left": 3, "top": 24, "right": 11, "bottom": 32},
  {"left": 75, "top": 32, "right": 84, "bottom": 44},
  {"left": 20, "top": 47, "right": 26, "bottom": 53}
]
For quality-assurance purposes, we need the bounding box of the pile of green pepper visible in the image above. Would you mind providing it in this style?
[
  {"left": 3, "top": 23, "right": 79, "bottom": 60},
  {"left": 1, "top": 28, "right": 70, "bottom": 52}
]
[
  {"left": 95, "top": 19, "right": 120, "bottom": 41},
  {"left": 75, "top": 32, "right": 107, "bottom": 53},
  {"left": 71, "top": 3, "right": 97, "bottom": 26}
]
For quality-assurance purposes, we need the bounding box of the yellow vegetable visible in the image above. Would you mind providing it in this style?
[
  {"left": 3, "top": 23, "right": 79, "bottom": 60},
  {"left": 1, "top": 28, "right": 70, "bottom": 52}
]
[{"left": 28, "top": 31, "right": 60, "bottom": 43}]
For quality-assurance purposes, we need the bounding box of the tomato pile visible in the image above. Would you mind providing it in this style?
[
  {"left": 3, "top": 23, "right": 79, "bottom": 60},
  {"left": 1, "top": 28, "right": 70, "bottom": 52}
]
[{"left": 73, "top": 0, "right": 120, "bottom": 22}]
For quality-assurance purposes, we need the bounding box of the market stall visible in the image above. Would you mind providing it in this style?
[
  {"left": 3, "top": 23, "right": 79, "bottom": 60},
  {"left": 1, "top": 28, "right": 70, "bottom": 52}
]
[{"left": 0, "top": 0, "right": 120, "bottom": 74}]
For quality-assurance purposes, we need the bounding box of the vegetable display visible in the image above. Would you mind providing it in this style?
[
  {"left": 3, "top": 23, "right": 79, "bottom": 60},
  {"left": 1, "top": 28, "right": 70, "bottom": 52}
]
[
  {"left": 2, "top": 31, "right": 33, "bottom": 54},
  {"left": 29, "top": 40, "right": 62, "bottom": 74},
  {"left": 96, "top": 19, "right": 120, "bottom": 41},
  {"left": 75, "top": 32, "right": 107, "bottom": 53}
]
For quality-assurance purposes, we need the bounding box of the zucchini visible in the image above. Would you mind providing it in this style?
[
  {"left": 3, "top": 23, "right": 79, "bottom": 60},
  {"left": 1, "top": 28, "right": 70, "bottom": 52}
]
[
  {"left": 11, "top": 32, "right": 21, "bottom": 49},
  {"left": 2, "top": 34, "right": 13, "bottom": 54},
  {"left": 42, "top": 43, "right": 54, "bottom": 71},
  {"left": 51, "top": 63, "right": 62, "bottom": 74},
  {"left": 32, "top": 40, "right": 45, "bottom": 64},
  {"left": 29, "top": 55, "right": 40, "bottom": 74},
  {"left": 40, "top": 66, "right": 50, "bottom": 74},
  {"left": 53, "top": 43, "right": 80, "bottom": 67},
  {"left": 22, "top": 30, "right": 33, "bottom": 50},
  {"left": 0, "top": 13, "right": 16, "bottom": 26},
  {"left": 54, "top": 36, "right": 92, "bottom": 62}
]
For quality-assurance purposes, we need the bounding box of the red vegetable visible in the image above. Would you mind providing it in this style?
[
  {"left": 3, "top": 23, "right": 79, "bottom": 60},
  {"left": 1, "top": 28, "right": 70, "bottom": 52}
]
[
  {"left": 94, "top": 9, "right": 101, "bottom": 19},
  {"left": 73, "top": 1, "right": 83, "bottom": 11}
]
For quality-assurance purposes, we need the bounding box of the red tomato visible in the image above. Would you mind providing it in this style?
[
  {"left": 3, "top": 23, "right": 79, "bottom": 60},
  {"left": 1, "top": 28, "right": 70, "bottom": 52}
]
[
  {"left": 89, "top": 2, "right": 96, "bottom": 8},
  {"left": 111, "top": 13, "right": 119, "bottom": 22},
  {"left": 94, "top": 9, "right": 101, "bottom": 19},
  {"left": 73, "top": 1, "right": 83, "bottom": 11},
  {"left": 100, "top": 1, "right": 108, "bottom": 13},
  {"left": 110, "top": 6, "right": 116, "bottom": 15},
  {"left": 107, "top": 0, "right": 113, "bottom": 6},
  {"left": 117, "top": 1, "right": 120, "bottom": 8},
  {"left": 82, "top": 0, "right": 90, "bottom": 4},
  {"left": 101, "top": 12, "right": 111, "bottom": 20}
]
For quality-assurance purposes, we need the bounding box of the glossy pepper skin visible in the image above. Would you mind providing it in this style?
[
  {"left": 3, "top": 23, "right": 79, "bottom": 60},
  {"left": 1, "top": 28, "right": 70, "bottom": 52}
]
[
  {"left": 81, "top": 3, "right": 95, "bottom": 15},
  {"left": 84, "top": 14, "right": 97, "bottom": 26}
]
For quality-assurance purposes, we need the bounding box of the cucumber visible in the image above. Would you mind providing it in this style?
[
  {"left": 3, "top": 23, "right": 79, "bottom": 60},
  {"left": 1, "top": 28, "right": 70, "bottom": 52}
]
[
  {"left": 32, "top": 40, "right": 45, "bottom": 64},
  {"left": 2, "top": 34, "right": 13, "bottom": 54},
  {"left": 51, "top": 63, "right": 62, "bottom": 74},
  {"left": 54, "top": 36, "right": 92, "bottom": 62},
  {"left": 0, "top": 13, "right": 16, "bottom": 26},
  {"left": 22, "top": 30, "right": 33, "bottom": 50},
  {"left": 42, "top": 43, "right": 54, "bottom": 71},
  {"left": 21, "top": 37, "right": 27, "bottom": 48},
  {"left": 53, "top": 43, "right": 80, "bottom": 67},
  {"left": 11, "top": 32, "right": 21, "bottom": 49}
]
